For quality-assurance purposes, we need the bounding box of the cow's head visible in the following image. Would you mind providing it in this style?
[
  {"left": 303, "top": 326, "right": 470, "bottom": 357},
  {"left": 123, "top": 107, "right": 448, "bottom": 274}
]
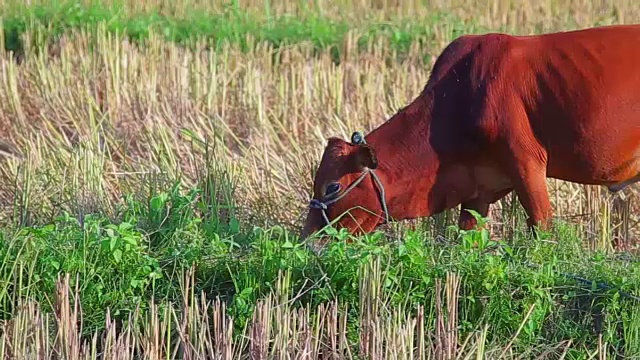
[{"left": 300, "top": 131, "right": 390, "bottom": 246}]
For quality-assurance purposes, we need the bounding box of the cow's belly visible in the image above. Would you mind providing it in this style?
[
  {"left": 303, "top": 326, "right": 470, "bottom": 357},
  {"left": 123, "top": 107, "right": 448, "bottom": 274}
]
[
  {"left": 531, "top": 62, "right": 640, "bottom": 189},
  {"left": 545, "top": 135, "right": 640, "bottom": 191},
  {"left": 472, "top": 140, "right": 640, "bottom": 197}
]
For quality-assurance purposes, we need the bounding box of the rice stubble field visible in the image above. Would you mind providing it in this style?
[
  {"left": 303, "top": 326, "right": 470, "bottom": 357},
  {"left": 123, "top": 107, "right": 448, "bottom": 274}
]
[{"left": 0, "top": 0, "right": 639, "bottom": 359}]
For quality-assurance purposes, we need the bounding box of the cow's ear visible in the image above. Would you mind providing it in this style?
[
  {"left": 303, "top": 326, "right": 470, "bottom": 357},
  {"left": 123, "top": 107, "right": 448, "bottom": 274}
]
[{"left": 352, "top": 144, "right": 378, "bottom": 170}]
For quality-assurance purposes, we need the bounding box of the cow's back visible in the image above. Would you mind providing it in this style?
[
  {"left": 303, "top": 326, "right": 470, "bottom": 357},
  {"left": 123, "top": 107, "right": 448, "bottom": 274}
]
[{"left": 458, "top": 25, "right": 640, "bottom": 187}]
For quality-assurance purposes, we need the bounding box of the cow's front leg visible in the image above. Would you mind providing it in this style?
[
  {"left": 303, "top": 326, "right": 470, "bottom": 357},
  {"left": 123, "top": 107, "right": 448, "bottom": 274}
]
[
  {"left": 458, "top": 198, "right": 490, "bottom": 231},
  {"left": 458, "top": 188, "right": 513, "bottom": 231},
  {"left": 503, "top": 159, "right": 553, "bottom": 236}
]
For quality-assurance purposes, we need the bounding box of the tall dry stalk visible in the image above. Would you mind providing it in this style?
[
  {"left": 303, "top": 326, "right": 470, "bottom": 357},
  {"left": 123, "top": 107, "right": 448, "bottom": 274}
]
[{"left": 434, "top": 272, "right": 461, "bottom": 360}]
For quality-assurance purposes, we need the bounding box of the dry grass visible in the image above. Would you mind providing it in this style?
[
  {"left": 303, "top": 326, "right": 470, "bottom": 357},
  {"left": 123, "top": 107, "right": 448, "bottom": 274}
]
[
  {"left": 0, "top": 1, "right": 639, "bottom": 354},
  {"left": 0, "top": 15, "right": 637, "bottom": 247}
]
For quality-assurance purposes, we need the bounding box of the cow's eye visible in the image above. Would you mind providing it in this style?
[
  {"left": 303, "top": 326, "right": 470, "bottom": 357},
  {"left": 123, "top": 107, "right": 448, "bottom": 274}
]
[{"left": 325, "top": 182, "right": 341, "bottom": 197}]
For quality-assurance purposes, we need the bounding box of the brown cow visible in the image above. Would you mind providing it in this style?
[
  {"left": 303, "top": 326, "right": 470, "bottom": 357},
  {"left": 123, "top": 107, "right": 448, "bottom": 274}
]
[{"left": 301, "top": 24, "right": 640, "bottom": 244}]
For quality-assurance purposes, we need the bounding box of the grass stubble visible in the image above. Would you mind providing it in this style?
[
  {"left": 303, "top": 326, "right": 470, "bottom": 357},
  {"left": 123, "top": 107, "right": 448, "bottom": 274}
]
[
  {"left": 0, "top": 0, "right": 639, "bottom": 358},
  {"left": 0, "top": 268, "right": 504, "bottom": 359}
]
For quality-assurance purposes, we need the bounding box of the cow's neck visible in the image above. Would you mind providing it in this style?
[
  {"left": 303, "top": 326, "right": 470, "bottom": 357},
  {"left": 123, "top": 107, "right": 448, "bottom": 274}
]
[{"left": 364, "top": 93, "right": 441, "bottom": 222}]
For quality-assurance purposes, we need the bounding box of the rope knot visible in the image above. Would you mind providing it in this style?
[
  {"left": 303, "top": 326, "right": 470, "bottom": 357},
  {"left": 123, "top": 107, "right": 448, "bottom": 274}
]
[{"left": 309, "top": 199, "right": 328, "bottom": 210}]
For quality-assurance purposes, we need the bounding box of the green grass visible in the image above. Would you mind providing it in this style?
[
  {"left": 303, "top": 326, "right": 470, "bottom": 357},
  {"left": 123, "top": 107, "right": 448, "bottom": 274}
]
[
  {"left": 2, "top": 175, "right": 640, "bottom": 356},
  {"left": 0, "top": 0, "right": 484, "bottom": 62}
]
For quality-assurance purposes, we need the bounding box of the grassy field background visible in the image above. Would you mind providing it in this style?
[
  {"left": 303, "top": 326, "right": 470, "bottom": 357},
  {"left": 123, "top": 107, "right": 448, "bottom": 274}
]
[{"left": 0, "top": 0, "right": 639, "bottom": 358}]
